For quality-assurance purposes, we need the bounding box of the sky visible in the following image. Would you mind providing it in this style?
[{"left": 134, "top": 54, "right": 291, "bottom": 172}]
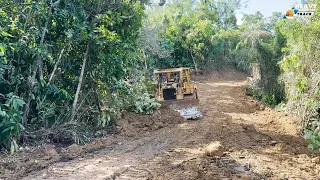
[{"left": 236, "top": 0, "right": 303, "bottom": 25}]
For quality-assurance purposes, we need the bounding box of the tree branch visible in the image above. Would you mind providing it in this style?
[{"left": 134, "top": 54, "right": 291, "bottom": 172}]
[
  {"left": 189, "top": 48, "right": 199, "bottom": 73},
  {"left": 48, "top": 48, "right": 65, "bottom": 86}
]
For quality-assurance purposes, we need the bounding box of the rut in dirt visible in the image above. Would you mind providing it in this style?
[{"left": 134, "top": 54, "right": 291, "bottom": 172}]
[{"left": 20, "top": 71, "right": 319, "bottom": 180}]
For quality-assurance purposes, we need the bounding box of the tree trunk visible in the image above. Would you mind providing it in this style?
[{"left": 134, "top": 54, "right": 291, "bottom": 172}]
[
  {"left": 70, "top": 44, "right": 90, "bottom": 121},
  {"left": 143, "top": 49, "right": 148, "bottom": 70},
  {"left": 189, "top": 49, "right": 199, "bottom": 73},
  {"left": 37, "top": 19, "right": 49, "bottom": 81}
]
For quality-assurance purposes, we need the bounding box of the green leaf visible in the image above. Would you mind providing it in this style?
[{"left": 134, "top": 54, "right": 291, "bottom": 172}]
[
  {"left": 0, "top": 63, "right": 10, "bottom": 69},
  {"left": 0, "top": 10, "right": 7, "bottom": 17},
  {"left": 13, "top": 99, "right": 17, "bottom": 109},
  {"left": 15, "top": 99, "right": 25, "bottom": 107},
  {"left": 0, "top": 44, "right": 6, "bottom": 53},
  {"left": 0, "top": 122, "right": 5, "bottom": 128},
  {"left": 2, "top": 127, "right": 13, "bottom": 134},
  {"left": 41, "top": 80, "right": 46, "bottom": 87},
  {"left": 18, "top": 123, "right": 25, "bottom": 131},
  {"left": 1, "top": 31, "right": 14, "bottom": 37},
  {"left": 7, "top": 92, "right": 13, "bottom": 98},
  {"left": 0, "top": 110, "right": 6, "bottom": 116}
]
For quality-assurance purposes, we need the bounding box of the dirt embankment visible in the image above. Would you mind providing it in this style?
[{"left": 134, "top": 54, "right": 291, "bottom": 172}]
[
  {"left": 116, "top": 106, "right": 184, "bottom": 137},
  {"left": 1, "top": 69, "right": 319, "bottom": 180}
]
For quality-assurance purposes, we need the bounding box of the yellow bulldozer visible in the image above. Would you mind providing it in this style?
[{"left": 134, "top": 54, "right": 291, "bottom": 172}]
[{"left": 153, "top": 67, "right": 203, "bottom": 119}]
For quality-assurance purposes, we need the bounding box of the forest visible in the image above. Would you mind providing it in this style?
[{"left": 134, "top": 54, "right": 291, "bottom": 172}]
[{"left": 1, "top": 0, "right": 320, "bottom": 155}]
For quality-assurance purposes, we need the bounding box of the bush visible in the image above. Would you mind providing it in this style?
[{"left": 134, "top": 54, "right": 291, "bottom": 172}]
[
  {"left": 244, "top": 85, "right": 253, "bottom": 96},
  {"left": 0, "top": 93, "right": 25, "bottom": 154},
  {"left": 275, "top": 102, "right": 287, "bottom": 112},
  {"left": 244, "top": 85, "right": 262, "bottom": 101},
  {"left": 134, "top": 93, "right": 161, "bottom": 115},
  {"left": 119, "top": 73, "right": 161, "bottom": 115},
  {"left": 244, "top": 85, "right": 281, "bottom": 108},
  {"left": 261, "top": 94, "right": 277, "bottom": 107},
  {"left": 304, "top": 129, "right": 320, "bottom": 152}
]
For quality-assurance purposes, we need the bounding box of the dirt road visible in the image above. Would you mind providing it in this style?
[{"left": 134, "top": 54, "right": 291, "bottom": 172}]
[{"left": 17, "top": 71, "right": 320, "bottom": 179}]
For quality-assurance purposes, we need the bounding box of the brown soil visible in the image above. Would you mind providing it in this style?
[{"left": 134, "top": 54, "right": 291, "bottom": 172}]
[
  {"left": 116, "top": 106, "right": 184, "bottom": 137},
  {"left": 1, "top": 69, "right": 319, "bottom": 180}
]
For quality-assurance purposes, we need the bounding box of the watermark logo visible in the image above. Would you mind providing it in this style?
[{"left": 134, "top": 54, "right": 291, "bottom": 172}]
[{"left": 283, "top": 4, "right": 317, "bottom": 19}]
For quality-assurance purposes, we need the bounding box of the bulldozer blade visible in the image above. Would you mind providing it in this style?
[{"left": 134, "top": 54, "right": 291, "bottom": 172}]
[
  {"left": 160, "top": 99, "right": 203, "bottom": 120},
  {"left": 174, "top": 106, "right": 203, "bottom": 120}
]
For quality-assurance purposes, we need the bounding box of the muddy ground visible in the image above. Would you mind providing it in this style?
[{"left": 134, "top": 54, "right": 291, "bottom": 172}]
[{"left": 1, "top": 69, "right": 319, "bottom": 180}]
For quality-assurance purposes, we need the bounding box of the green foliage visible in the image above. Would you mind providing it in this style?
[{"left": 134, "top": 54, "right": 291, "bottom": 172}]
[
  {"left": 121, "top": 74, "right": 161, "bottom": 115},
  {"left": 243, "top": 85, "right": 262, "bottom": 100},
  {"left": 134, "top": 93, "right": 161, "bottom": 115},
  {"left": 233, "top": 47, "right": 259, "bottom": 71},
  {"left": 145, "top": 0, "right": 240, "bottom": 71},
  {"left": 277, "top": 0, "right": 320, "bottom": 150},
  {"left": 275, "top": 103, "right": 287, "bottom": 112},
  {"left": 243, "top": 85, "right": 253, "bottom": 96},
  {"left": 261, "top": 94, "right": 277, "bottom": 107},
  {"left": 0, "top": 93, "right": 25, "bottom": 153},
  {"left": 242, "top": 11, "right": 266, "bottom": 30},
  {"left": 244, "top": 85, "right": 279, "bottom": 107},
  {"left": 0, "top": 0, "right": 151, "bottom": 149},
  {"left": 304, "top": 130, "right": 320, "bottom": 152}
]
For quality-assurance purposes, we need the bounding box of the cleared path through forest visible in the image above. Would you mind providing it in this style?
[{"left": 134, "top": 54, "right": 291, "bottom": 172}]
[{"left": 22, "top": 70, "right": 320, "bottom": 180}]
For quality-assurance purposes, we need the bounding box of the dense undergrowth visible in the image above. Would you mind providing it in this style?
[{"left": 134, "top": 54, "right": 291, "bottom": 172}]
[
  {"left": 279, "top": 3, "right": 320, "bottom": 152},
  {"left": 0, "top": 0, "right": 160, "bottom": 153},
  {"left": 1, "top": 0, "right": 320, "bottom": 153}
]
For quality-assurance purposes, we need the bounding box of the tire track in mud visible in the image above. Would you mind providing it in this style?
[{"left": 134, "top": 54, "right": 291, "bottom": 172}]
[{"left": 110, "top": 121, "right": 213, "bottom": 180}]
